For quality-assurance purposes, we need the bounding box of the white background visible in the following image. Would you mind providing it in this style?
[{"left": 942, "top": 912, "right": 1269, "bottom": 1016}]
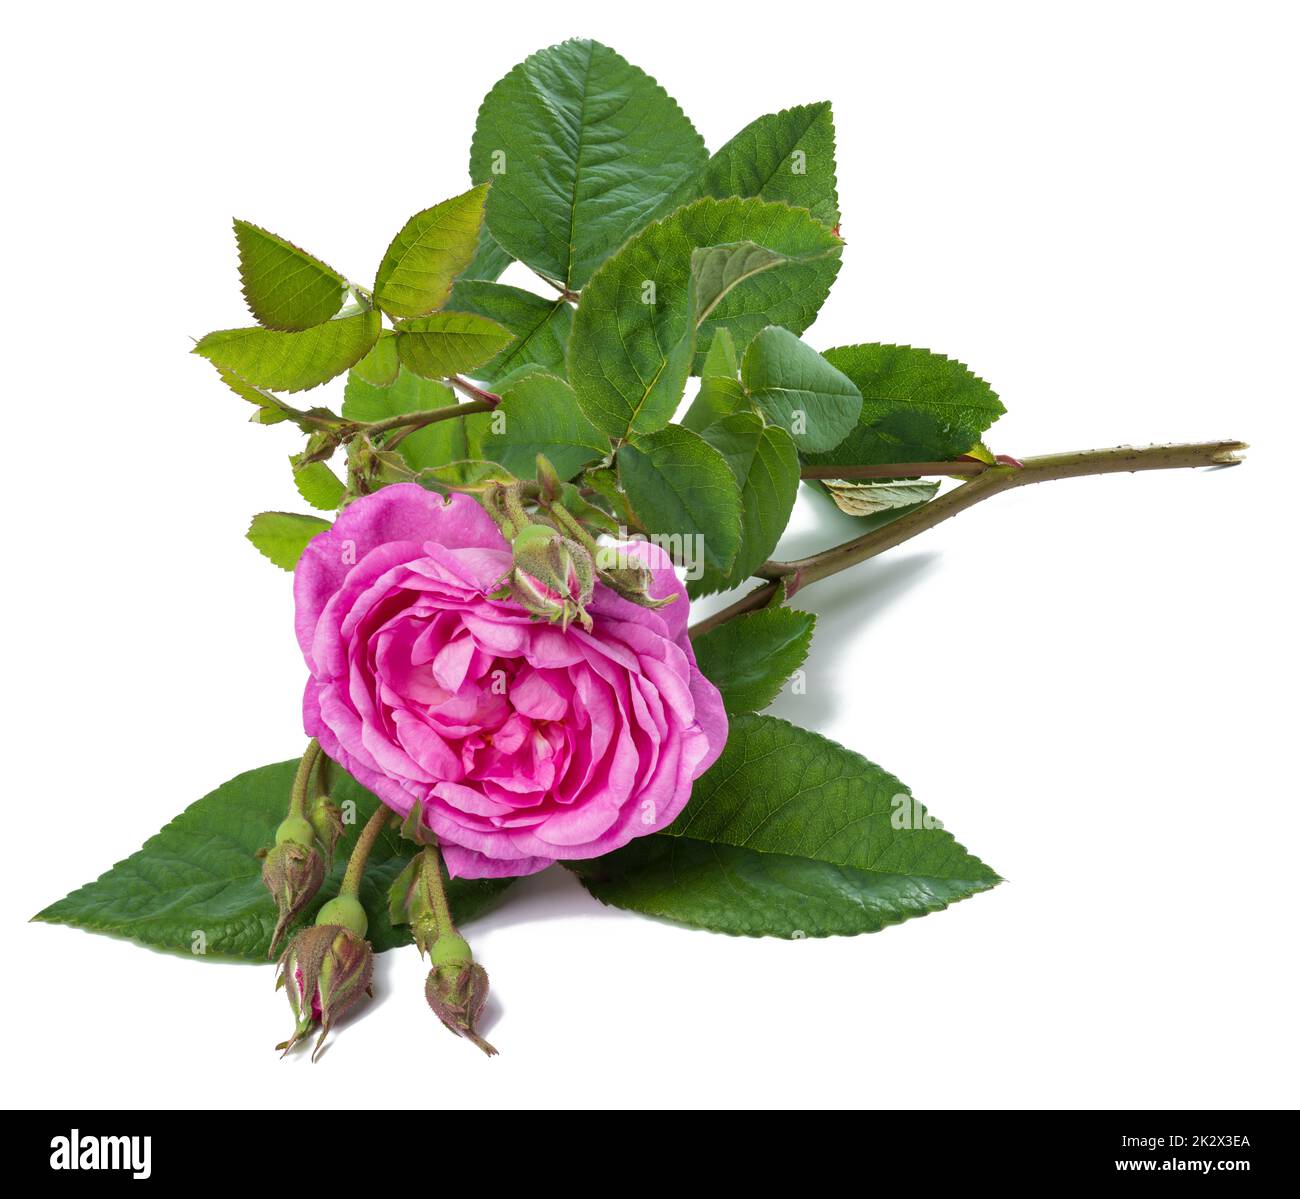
[{"left": 2, "top": 1, "right": 1296, "bottom": 1110}]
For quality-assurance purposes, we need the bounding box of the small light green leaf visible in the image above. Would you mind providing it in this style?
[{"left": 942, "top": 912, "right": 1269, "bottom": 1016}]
[
  {"left": 741, "top": 325, "right": 862, "bottom": 452},
  {"left": 693, "top": 413, "right": 799, "bottom": 596},
  {"left": 681, "top": 328, "right": 749, "bottom": 433},
  {"left": 692, "top": 607, "right": 815, "bottom": 713},
  {"left": 617, "top": 424, "right": 741, "bottom": 572},
  {"left": 470, "top": 38, "right": 707, "bottom": 290},
  {"left": 663, "top": 102, "right": 839, "bottom": 227},
  {"left": 343, "top": 368, "right": 482, "bottom": 474},
  {"left": 802, "top": 345, "right": 1006, "bottom": 468},
  {"left": 681, "top": 376, "right": 749, "bottom": 434},
  {"left": 701, "top": 326, "right": 739, "bottom": 380},
  {"left": 291, "top": 457, "right": 346, "bottom": 511},
  {"left": 447, "top": 280, "right": 574, "bottom": 384},
  {"left": 246, "top": 511, "right": 330, "bottom": 571},
  {"left": 394, "top": 312, "right": 512, "bottom": 380},
  {"left": 822, "top": 477, "right": 940, "bottom": 516},
  {"left": 194, "top": 310, "right": 381, "bottom": 393},
  {"left": 374, "top": 184, "right": 488, "bottom": 319},
  {"left": 33, "top": 761, "right": 513, "bottom": 960},
  {"left": 233, "top": 219, "right": 348, "bottom": 331},
  {"left": 568, "top": 197, "right": 842, "bottom": 439},
  {"left": 482, "top": 371, "right": 606, "bottom": 479},
  {"left": 572, "top": 714, "right": 999, "bottom": 938},
  {"left": 351, "top": 330, "right": 400, "bottom": 386}
]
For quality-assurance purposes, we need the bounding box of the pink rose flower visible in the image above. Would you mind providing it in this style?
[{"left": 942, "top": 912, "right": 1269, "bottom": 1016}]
[{"left": 294, "top": 484, "right": 727, "bottom": 879}]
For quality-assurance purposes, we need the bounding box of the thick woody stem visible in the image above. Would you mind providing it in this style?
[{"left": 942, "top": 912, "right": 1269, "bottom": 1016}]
[{"left": 689, "top": 441, "right": 1245, "bottom": 639}]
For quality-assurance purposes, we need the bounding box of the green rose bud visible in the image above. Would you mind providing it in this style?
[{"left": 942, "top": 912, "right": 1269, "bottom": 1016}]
[
  {"left": 262, "top": 838, "right": 325, "bottom": 957},
  {"left": 425, "top": 936, "right": 495, "bottom": 1057},
  {"left": 594, "top": 543, "right": 677, "bottom": 609},
  {"left": 275, "top": 923, "right": 374, "bottom": 1061},
  {"left": 308, "top": 793, "right": 345, "bottom": 860},
  {"left": 507, "top": 525, "right": 595, "bottom": 631}
]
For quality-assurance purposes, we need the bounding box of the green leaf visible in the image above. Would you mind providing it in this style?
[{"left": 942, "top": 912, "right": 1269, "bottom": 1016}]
[
  {"left": 482, "top": 370, "right": 606, "bottom": 479},
  {"left": 194, "top": 310, "right": 381, "bottom": 393},
  {"left": 616, "top": 424, "right": 741, "bottom": 572},
  {"left": 343, "top": 367, "right": 482, "bottom": 474},
  {"left": 233, "top": 219, "right": 348, "bottom": 331},
  {"left": 681, "top": 328, "right": 749, "bottom": 433},
  {"left": 572, "top": 714, "right": 999, "bottom": 938},
  {"left": 33, "top": 761, "right": 513, "bottom": 960},
  {"left": 568, "top": 197, "right": 842, "bottom": 439},
  {"left": 692, "top": 607, "right": 815, "bottom": 713},
  {"left": 821, "top": 477, "right": 940, "bottom": 516},
  {"left": 694, "top": 414, "right": 799, "bottom": 596},
  {"left": 291, "top": 457, "right": 346, "bottom": 511},
  {"left": 460, "top": 225, "right": 513, "bottom": 282},
  {"left": 246, "top": 510, "right": 330, "bottom": 570},
  {"left": 681, "top": 376, "right": 749, "bottom": 434},
  {"left": 351, "top": 330, "right": 400, "bottom": 386},
  {"left": 741, "top": 325, "right": 862, "bottom": 452},
  {"left": 373, "top": 184, "right": 488, "bottom": 319},
  {"left": 470, "top": 38, "right": 706, "bottom": 291},
  {"left": 700, "top": 325, "right": 739, "bottom": 380},
  {"left": 663, "top": 102, "right": 839, "bottom": 227},
  {"left": 447, "top": 280, "right": 573, "bottom": 384},
  {"left": 802, "top": 345, "right": 1006, "bottom": 467},
  {"left": 394, "top": 312, "right": 512, "bottom": 380}
]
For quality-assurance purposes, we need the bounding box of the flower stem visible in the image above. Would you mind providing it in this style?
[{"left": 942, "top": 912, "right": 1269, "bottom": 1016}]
[
  {"left": 417, "top": 844, "right": 457, "bottom": 937},
  {"left": 339, "top": 805, "right": 392, "bottom": 900},
  {"left": 447, "top": 375, "right": 502, "bottom": 406},
  {"left": 365, "top": 398, "right": 495, "bottom": 444},
  {"left": 289, "top": 740, "right": 322, "bottom": 819},
  {"left": 690, "top": 441, "right": 1246, "bottom": 638}
]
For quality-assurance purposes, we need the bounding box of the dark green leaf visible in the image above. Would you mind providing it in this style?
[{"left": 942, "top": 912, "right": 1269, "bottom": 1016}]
[
  {"left": 246, "top": 511, "right": 330, "bottom": 570},
  {"left": 741, "top": 325, "right": 862, "bottom": 452},
  {"left": 394, "top": 312, "right": 513, "bottom": 380},
  {"left": 33, "top": 761, "right": 513, "bottom": 960},
  {"left": 374, "top": 185, "right": 488, "bottom": 319},
  {"left": 447, "top": 280, "right": 573, "bottom": 384},
  {"left": 482, "top": 370, "right": 606, "bottom": 479},
  {"left": 694, "top": 413, "right": 799, "bottom": 595},
  {"left": 660, "top": 102, "right": 839, "bottom": 227},
  {"left": 460, "top": 225, "right": 514, "bottom": 283},
  {"left": 802, "top": 345, "right": 1006, "bottom": 467},
  {"left": 470, "top": 38, "right": 706, "bottom": 290},
  {"left": 617, "top": 424, "right": 742, "bottom": 573},
  {"left": 194, "top": 310, "right": 381, "bottom": 393},
  {"left": 569, "top": 197, "right": 841, "bottom": 438},
  {"left": 573, "top": 836, "right": 993, "bottom": 939},
  {"left": 692, "top": 607, "right": 815, "bottom": 713},
  {"left": 573, "top": 714, "right": 999, "bottom": 937},
  {"left": 233, "top": 219, "right": 348, "bottom": 331}
]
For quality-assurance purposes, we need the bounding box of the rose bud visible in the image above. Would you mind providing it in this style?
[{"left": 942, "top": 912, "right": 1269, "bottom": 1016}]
[
  {"left": 262, "top": 816, "right": 325, "bottom": 956},
  {"left": 308, "top": 793, "right": 345, "bottom": 860},
  {"left": 507, "top": 524, "right": 595, "bottom": 630},
  {"left": 424, "top": 933, "right": 496, "bottom": 1057},
  {"left": 275, "top": 895, "right": 373, "bottom": 1061},
  {"left": 595, "top": 544, "right": 677, "bottom": 609}
]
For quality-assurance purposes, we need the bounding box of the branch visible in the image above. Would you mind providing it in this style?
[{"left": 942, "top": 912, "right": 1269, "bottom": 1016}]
[{"left": 689, "top": 441, "right": 1246, "bottom": 639}]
